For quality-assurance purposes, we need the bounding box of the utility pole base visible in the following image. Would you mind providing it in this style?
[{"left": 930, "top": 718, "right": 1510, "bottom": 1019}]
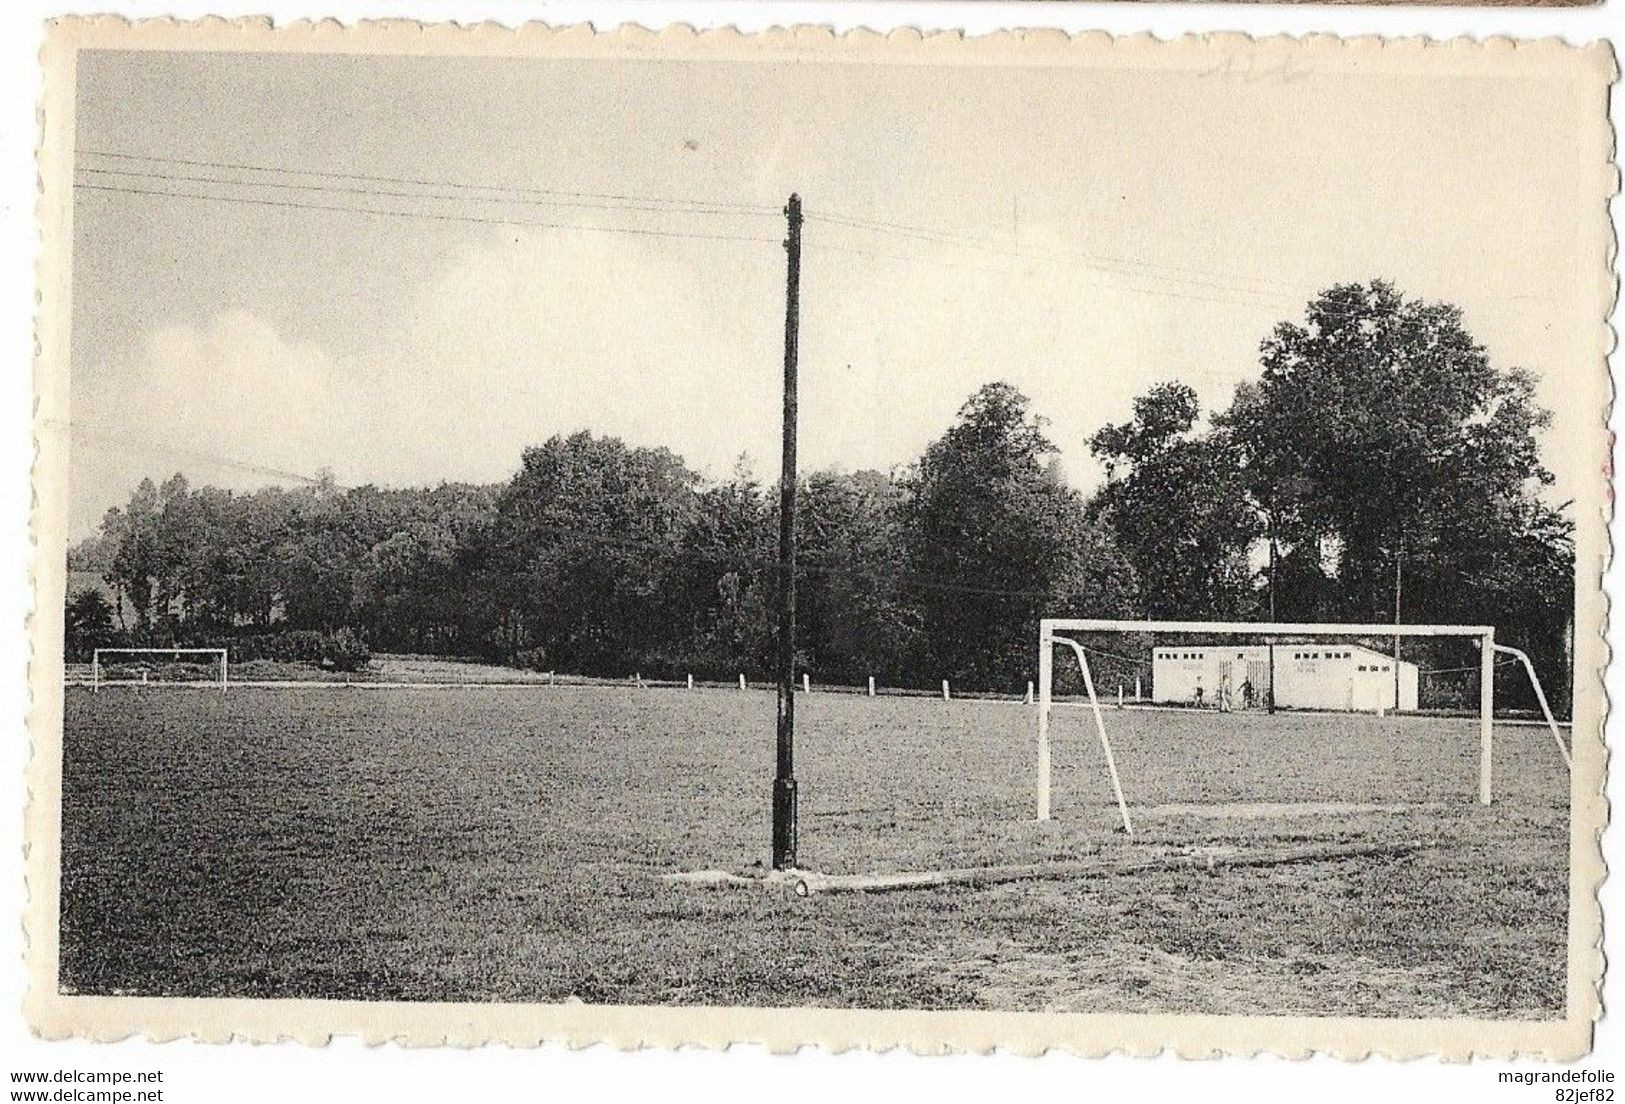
[{"left": 772, "top": 779, "right": 798, "bottom": 870}]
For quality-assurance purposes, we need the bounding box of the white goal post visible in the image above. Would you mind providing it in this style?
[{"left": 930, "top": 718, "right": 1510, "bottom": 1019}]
[
  {"left": 91, "top": 647, "right": 229, "bottom": 693},
  {"left": 1037, "top": 618, "right": 1570, "bottom": 830}
]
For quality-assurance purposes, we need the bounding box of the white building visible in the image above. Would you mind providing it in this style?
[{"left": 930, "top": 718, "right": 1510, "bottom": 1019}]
[{"left": 1151, "top": 643, "right": 1419, "bottom": 713}]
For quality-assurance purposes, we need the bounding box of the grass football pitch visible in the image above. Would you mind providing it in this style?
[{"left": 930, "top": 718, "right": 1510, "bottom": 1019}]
[{"left": 58, "top": 685, "right": 1569, "bottom": 1016}]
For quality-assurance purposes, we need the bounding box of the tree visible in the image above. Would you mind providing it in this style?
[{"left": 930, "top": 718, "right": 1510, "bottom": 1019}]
[
  {"left": 482, "top": 431, "right": 701, "bottom": 674},
  {"left": 1223, "top": 281, "right": 1574, "bottom": 707},
  {"left": 1089, "top": 383, "right": 1260, "bottom": 619},
  {"left": 667, "top": 460, "right": 774, "bottom": 678},
  {"left": 64, "top": 588, "right": 116, "bottom": 662},
  {"left": 904, "top": 382, "right": 1138, "bottom": 691},
  {"left": 797, "top": 468, "right": 922, "bottom": 684},
  {"left": 1226, "top": 281, "right": 1570, "bottom": 601}
]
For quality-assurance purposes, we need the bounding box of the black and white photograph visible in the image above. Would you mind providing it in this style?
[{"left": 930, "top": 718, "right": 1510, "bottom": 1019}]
[{"left": 26, "top": 22, "right": 1611, "bottom": 1058}]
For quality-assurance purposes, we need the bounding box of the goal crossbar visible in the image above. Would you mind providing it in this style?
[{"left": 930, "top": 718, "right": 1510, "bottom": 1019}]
[
  {"left": 1037, "top": 618, "right": 1566, "bottom": 826},
  {"left": 1043, "top": 618, "right": 1495, "bottom": 638},
  {"left": 91, "top": 647, "right": 229, "bottom": 693}
]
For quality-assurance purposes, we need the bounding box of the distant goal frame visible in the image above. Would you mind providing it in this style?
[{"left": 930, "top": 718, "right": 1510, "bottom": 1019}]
[
  {"left": 90, "top": 647, "right": 229, "bottom": 693},
  {"left": 1037, "top": 618, "right": 1570, "bottom": 829}
]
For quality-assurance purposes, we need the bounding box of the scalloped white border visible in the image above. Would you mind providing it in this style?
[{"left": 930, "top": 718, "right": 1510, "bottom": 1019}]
[{"left": 24, "top": 16, "right": 1617, "bottom": 1058}]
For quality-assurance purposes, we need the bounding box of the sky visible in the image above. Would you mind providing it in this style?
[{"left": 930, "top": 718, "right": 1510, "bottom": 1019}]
[{"left": 62, "top": 46, "right": 1604, "bottom": 539}]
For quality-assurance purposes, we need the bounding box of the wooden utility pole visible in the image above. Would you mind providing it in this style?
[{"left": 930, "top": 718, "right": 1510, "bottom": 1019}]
[{"left": 772, "top": 193, "right": 803, "bottom": 872}]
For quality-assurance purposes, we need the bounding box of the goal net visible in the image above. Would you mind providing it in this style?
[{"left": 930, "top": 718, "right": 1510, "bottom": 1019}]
[
  {"left": 90, "top": 647, "right": 229, "bottom": 692},
  {"left": 1036, "top": 619, "right": 1569, "bottom": 832}
]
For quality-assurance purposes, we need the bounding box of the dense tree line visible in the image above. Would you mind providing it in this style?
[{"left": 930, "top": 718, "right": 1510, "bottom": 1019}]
[
  {"left": 67, "top": 382, "right": 1137, "bottom": 690},
  {"left": 67, "top": 282, "right": 1576, "bottom": 706}
]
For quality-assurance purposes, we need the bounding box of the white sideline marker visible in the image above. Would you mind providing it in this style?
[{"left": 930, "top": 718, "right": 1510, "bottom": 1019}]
[
  {"left": 1025, "top": 681, "right": 1034, "bottom": 705},
  {"left": 687, "top": 673, "right": 694, "bottom": 690},
  {"left": 868, "top": 676, "right": 875, "bottom": 697},
  {"left": 739, "top": 673, "right": 747, "bottom": 691},
  {"left": 802, "top": 673, "right": 810, "bottom": 694},
  {"left": 942, "top": 679, "right": 950, "bottom": 701}
]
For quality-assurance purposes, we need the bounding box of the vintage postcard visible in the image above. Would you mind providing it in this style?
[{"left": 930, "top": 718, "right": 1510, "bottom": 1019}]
[{"left": 26, "top": 21, "right": 1614, "bottom": 1057}]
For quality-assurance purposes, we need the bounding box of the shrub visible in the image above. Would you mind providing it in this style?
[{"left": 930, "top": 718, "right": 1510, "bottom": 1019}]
[
  {"left": 514, "top": 646, "right": 549, "bottom": 672},
  {"left": 225, "top": 628, "right": 371, "bottom": 671},
  {"left": 318, "top": 627, "right": 372, "bottom": 672}
]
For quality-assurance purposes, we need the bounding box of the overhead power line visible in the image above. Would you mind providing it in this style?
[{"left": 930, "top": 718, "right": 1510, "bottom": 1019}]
[
  {"left": 75, "top": 149, "right": 1400, "bottom": 316},
  {"left": 77, "top": 148, "right": 781, "bottom": 214},
  {"left": 48, "top": 419, "right": 339, "bottom": 488},
  {"left": 802, "top": 236, "right": 1258, "bottom": 310},
  {"left": 78, "top": 166, "right": 778, "bottom": 221},
  {"left": 73, "top": 182, "right": 783, "bottom": 245},
  {"left": 806, "top": 209, "right": 1311, "bottom": 301}
]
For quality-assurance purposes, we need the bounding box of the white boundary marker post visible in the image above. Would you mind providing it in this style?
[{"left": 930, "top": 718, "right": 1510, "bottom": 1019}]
[
  {"left": 1025, "top": 681, "right": 1034, "bottom": 705},
  {"left": 942, "top": 679, "right": 950, "bottom": 701},
  {"left": 1135, "top": 676, "right": 1142, "bottom": 702},
  {"left": 739, "top": 673, "right": 747, "bottom": 692},
  {"left": 687, "top": 673, "right": 694, "bottom": 691},
  {"left": 803, "top": 673, "right": 810, "bottom": 694},
  {"left": 1117, "top": 685, "right": 1124, "bottom": 709},
  {"left": 867, "top": 676, "right": 875, "bottom": 697}
]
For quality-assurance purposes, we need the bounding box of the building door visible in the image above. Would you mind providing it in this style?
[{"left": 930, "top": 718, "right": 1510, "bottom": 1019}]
[{"left": 1246, "top": 659, "right": 1270, "bottom": 708}]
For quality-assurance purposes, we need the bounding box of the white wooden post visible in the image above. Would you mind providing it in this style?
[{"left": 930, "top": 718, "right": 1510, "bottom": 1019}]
[
  {"left": 1479, "top": 630, "right": 1495, "bottom": 804},
  {"left": 221, "top": 651, "right": 229, "bottom": 694},
  {"left": 802, "top": 673, "right": 810, "bottom": 694},
  {"left": 687, "top": 673, "right": 694, "bottom": 690},
  {"left": 942, "top": 679, "right": 950, "bottom": 701},
  {"left": 1117, "top": 685, "right": 1124, "bottom": 709},
  {"left": 1037, "top": 626, "right": 1052, "bottom": 820},
  {"left": 548, "top": 670, "right": 555, "bottom": 686},
  {"left": 739, "top": 673, "right": 747, "bottom": 692},
  {"left": 867, "top": 675, "right": 875, "bottom": 697},
  {"left": 91, "top": 650, "right": 99, "bottom": 693},
  {"left": 1025, "top": 681, "right": 1034, "bottom": 705},
  {"left": 1135, "top": 675, "right": 1142, "bottom": 702}
]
